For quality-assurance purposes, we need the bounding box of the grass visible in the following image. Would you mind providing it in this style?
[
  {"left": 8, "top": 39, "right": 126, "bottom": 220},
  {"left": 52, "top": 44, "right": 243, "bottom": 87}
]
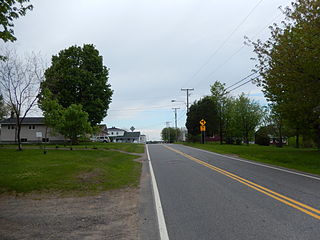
[
  {"left": 0, "top": 149, "right": 141, "bottom": 195},
  {"left": 0, "top": 142, "right": 145, "bottom": 154},
  {"left": 181, "top": 142, "right": 320, "bottom": 175}
]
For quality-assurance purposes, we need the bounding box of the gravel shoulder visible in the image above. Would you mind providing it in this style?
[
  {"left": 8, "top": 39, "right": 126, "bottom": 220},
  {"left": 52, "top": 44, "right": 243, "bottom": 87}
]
[{"left": 0, "top": 187, "right": 139, "bottom": 240}]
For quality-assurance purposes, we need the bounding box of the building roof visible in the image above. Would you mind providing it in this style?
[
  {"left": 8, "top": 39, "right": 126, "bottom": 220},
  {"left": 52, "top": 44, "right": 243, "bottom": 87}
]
[
  {"left": 117, "top": 131, "right": 141, "bottom": 139},
  {"left": 0, "top": 117, "right": 44, "bottom": 125},
  {"left": 107, "top": 127, "right": 125, "bottom": 131}
]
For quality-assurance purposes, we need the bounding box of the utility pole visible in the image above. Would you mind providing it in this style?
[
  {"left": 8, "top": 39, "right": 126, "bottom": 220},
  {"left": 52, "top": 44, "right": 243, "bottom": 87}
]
[
  {"left": 172, "top": 107, "right": 180, "bottom": 129},
  {"left": 172, "top": 108, "right": 180, "bottom": 142},
  {"left": 181, "top": 88, "right": 194, "bottom": 113}
]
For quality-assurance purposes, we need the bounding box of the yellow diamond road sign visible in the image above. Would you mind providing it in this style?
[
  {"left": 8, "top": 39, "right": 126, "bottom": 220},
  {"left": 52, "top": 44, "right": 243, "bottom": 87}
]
[{"left": 200, "top": 119, "right": 206, "bottom": 126}]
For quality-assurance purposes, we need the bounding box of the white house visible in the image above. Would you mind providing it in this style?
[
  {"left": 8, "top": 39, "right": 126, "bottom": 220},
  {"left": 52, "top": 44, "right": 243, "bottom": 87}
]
[
  {"left": 107, "top": 127, "right": 146, "bottom": 143},
  {"left": 107, "top": 127, "right": 126, "bottom": 137}
]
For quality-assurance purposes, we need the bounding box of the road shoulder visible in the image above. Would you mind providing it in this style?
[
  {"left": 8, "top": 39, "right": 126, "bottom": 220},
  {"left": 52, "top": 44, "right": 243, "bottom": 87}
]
[{"left": 138, "top": 148, "right": 160, "bottom": 240}]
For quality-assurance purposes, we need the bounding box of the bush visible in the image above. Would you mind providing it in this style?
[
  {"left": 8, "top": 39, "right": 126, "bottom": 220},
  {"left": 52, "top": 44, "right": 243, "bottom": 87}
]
[
  {"left": 225, "top": 137, "right": 235, "bottom": 144},
  {"left": 187, "top": 134, "right": 201, "bottom": 143}
]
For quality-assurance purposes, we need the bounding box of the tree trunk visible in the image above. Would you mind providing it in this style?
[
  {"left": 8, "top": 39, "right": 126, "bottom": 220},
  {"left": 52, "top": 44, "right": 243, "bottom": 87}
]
[
  {"left": 295, "top": 129, "right": 300, "bottom": 148},
  {"left": 247, "top": 133, "right": 249, "bottom": 145},
  {"left": 219, "top": 105, "right": 223, "bottom": 145},
  {"left": 44, "top": 127, "right": 48, "bottom": 154},
  {"left": 16, "top": 117, "right": 22, "bottom": 151},
  {"left": 219, "top": 116, "right": 223, "bottom": 145},
  {"left": 278, "top": 120, "right": 283, "bottom": 148},
  {"left": 316, "top": 124, "right": 320, "bottom": 151}
]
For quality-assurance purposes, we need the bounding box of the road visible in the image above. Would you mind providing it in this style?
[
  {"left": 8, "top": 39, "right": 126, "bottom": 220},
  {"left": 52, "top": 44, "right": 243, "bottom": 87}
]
[{"left": 147, "top": 144, "right": 320, "bottom": 240}]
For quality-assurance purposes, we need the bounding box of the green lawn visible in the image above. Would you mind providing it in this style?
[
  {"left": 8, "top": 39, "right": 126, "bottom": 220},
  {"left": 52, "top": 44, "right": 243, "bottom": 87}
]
[
  {"left": 181, "top": 142, "right": 320, "bottom": 175},
  {"left": 0, "top": 149, "right": 141, "bottom": 195},
  {"left": 1, "top": 142, "right": 145, "bottom": 154}
]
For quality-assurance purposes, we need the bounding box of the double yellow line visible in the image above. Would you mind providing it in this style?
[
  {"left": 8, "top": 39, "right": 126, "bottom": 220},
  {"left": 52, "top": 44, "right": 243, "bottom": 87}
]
[{"left": 164, "top": 145, "right": 320, "bottom": 220}]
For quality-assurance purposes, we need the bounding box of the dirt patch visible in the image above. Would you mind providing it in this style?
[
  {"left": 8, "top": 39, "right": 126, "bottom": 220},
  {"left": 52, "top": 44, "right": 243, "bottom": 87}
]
[
  {"left": 77, "top": 169, "right": 104, "bottom": 184},
  {"left": 0, "top": 187, "right": 139, "bottom": 240}
]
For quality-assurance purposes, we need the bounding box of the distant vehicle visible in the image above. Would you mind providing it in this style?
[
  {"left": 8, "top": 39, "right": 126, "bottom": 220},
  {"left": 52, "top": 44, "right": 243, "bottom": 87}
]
[{"left": 90, "top": 136, "right": 110, "bottom": 143}]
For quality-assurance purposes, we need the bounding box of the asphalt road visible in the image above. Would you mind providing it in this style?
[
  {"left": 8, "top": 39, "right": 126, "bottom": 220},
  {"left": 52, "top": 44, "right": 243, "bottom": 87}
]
[{"left": 147, "top": 144, "right": 320, "bottom": 240}]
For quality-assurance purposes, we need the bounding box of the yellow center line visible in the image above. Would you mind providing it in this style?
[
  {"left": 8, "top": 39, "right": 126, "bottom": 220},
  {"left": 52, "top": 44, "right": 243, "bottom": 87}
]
[{"left": 164, "top": 145, "right": 320, "bottom": 220}]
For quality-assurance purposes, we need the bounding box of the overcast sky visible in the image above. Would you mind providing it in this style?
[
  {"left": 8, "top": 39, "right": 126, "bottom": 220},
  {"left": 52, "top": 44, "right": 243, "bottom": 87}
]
[{"left": 3, "top": 0, "right": 293, "bottom": 140}]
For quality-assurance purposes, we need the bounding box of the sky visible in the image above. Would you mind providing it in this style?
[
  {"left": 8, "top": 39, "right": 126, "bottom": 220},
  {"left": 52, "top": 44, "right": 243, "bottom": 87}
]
[{"left": 2, "top": 0, "right": 293, "bottom": 140}]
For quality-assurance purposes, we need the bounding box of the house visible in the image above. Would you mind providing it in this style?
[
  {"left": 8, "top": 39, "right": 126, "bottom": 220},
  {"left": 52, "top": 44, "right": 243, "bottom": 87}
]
[
  {"left": 107, "top": 127, "right": 126, "bottom": 138},
  {"left": 107, "top": 127, "right": 146, "bottom": 143},
  {"left": 0, "top": 117, "right": 65, "bottom": 143},
  {"left": 115, "top": 132, "right": 146, "bottom": 143}
]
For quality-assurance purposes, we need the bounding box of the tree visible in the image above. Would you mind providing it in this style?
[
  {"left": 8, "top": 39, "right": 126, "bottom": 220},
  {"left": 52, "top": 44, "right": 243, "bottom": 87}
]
[
  {"left": 38, "top": 89, "right": 92, "bottom": 145},
  {"left": 59, "top": 104, "right": 92, "bottom": 145},
  {"left": 250, "top": 0, "right": 320, "bottom": 148},
  {"left": 40, "top": 44, "right": 113, "bottom": 126},
  {"left": 0, "top": 94, "right": 8, "bottom": 120},
  {"left": 210, "top": 81, "right": 228, "bottom": 144},
  {"left": 186, "top": 96, "right": 219, "bottom": 139},
  {"left": 0, "top": 0, "right": 33, "bottom": 42},
  {"left": 161, "top": 127, "right": 181, "bottom": 143},
  {"left": 233, "top": 94, "right": 263, "bottom": 144},
  {"left": 0, "top": 48, "right": 43, "bottom": 150}
]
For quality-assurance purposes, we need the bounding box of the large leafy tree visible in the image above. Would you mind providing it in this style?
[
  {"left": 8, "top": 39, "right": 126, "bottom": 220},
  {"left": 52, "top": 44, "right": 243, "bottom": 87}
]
[
  {"left": 186, "top": 96, "right": 219, "bottom": 138},
  {"left": 210, "top": 81, "right": 229, "bottom": 144},
  {"left": 40, "top": 44, "right": 113, "bottom": 125},
  {"left": 233, "top": 94, "right": 263, "bottom": 144},
  {"left": 250, "top": 0, "right": 320, "bottom": 148},
  {"left": 0, "top": 0, "right": 33, "bottom": 42}
]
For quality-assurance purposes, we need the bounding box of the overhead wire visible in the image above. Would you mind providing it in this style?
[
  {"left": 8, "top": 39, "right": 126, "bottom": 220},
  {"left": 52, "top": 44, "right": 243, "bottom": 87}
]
[
  {"left": 225, "top": 72, "right": 257, "bottom": 90},
  {"left": 200, "top": 11, "right": 283, "bottom": 86},
  {"left": 226, "top": 74, "right": 260, "bottom": 93},
  {"left": 181, "top": 0, "right": 265, "bottom": 88}
]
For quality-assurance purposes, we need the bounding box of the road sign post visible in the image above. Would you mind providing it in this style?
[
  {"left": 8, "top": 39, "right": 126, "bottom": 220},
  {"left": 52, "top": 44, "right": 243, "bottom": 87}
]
[{"left": 200, "top": 119, "right": 206, "bottom": 144}]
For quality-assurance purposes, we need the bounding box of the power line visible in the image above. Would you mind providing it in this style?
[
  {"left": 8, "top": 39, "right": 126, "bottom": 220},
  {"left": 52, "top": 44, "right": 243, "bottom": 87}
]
[
  {"left": 200, "top": 11, "right": 283, "bottom": 85},
  {"left": 181, "top": 0, "right": 265, "bottom": 88},
  {"left": 227, "top": 74, "right": 260, "bottom": 93},
  {"left": 225, "top": 72, "right": 257, "bottom": 90},
  {"left": 181, "top": 88, "right": 194, "bottom": 113}
]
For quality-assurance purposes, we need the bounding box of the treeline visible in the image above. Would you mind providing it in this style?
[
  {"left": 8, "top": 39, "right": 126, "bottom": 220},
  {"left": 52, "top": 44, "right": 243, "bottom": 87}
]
[
  {"left": 250, "top": 0, "right": 320, "bottom": 149},
  {"left": 186, "top": 81, "right": 263, "bottom": 145},
  {"left": 187, "top": 0, "right": 320, "bottom": 149}
]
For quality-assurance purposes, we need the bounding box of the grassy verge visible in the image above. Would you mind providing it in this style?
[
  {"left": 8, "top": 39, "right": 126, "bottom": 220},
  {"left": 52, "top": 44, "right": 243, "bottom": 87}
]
[
  {"left": 181, "top": 142, "right": 320, "bottom": 175},
  {"left": 0, "top": 142, "right": 145, "bottom": 154},
  {"left": 0, "top": 149, "right": 141, "bottom": 195}
]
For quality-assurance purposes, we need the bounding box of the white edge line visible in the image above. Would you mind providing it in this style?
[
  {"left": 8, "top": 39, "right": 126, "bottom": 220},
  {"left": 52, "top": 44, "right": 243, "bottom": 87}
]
[
  {"left": 181, "top": 145, "right": 320, "bottom": 181},
  {"left": 146, "top": 145, "right": 170, "bottom": 240}
]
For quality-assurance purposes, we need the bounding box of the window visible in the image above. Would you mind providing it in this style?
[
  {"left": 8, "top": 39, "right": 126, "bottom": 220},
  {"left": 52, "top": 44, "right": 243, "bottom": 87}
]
[
  {"left": 29, "top": 125, "right": 31, "bottom": 129},
  {"left": 33, "top": 125, "right": 35, "bottom": 129},
  {"left": 42, "top": 138, "right": 49, "bottom": 142},
  {"left": 8, "top": 125, "right": 10, "bottom": 129},
  {"left": 111, "top": 132, "right": 114, "bottom": 135},
  {"left": 21, "top": 138, "right": 27, "bottom": 142}
]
